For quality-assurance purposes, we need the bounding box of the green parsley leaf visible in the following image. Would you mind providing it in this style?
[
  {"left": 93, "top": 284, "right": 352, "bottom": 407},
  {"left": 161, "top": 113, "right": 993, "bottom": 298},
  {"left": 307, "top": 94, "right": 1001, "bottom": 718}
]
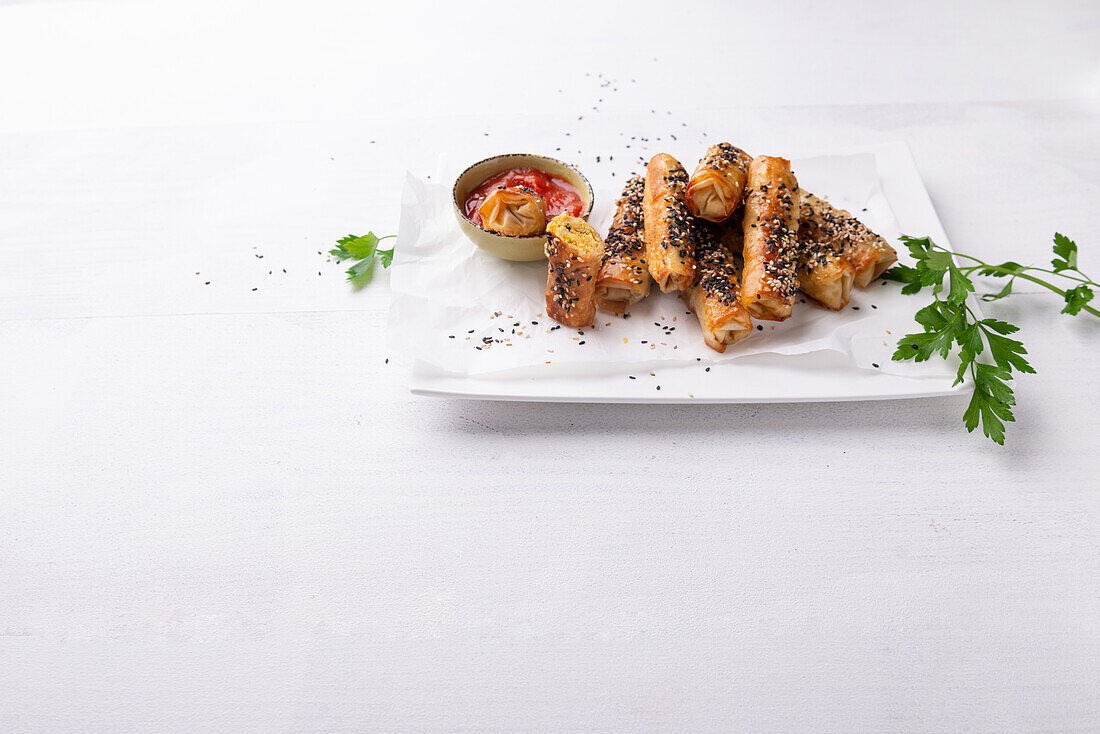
[
  {"left": 1062, "top": 284, "right": 1094, "bottom": 316},
  {"left": 347, "top": 256, "right": 376, "bottom": 289},
  {"left": 328, "top": 232, "right": 396, "bottom": 289},
  {"left": 982, "top": 328, "right": 1035, "bottom": 375},
  {"left": 981, "top": 279, "right": 1014, "bottom": 301},
  {"left": 978, "top": 261, "right": 1024, "bottom": 277},
  {"left": 964, "top": 363, "right": 1013, "bottom": 445},
  {"left": 946, "top": 261, "right": 975, "bottom": 303},
  {"left": 879, "top": 263, "right": 926, "bottom": 295},
  {"left": 332, "top": 233, "right": 380, "bottom": 260},
  {"left": 1051, "top": 232, "right": 1077, "bottom": 272}
]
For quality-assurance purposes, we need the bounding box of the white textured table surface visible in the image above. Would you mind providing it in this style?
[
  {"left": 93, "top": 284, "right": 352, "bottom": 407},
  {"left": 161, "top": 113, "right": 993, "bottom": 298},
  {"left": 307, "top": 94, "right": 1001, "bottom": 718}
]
[{"left": 1, "top": 1, "right": 1098, "bottom": 732}]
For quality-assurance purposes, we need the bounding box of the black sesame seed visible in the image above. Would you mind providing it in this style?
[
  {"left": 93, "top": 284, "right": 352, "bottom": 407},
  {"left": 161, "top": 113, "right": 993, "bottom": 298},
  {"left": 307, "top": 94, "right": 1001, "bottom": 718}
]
[{"left": 872, "top": 363, "right": 880, "bottom": 368}]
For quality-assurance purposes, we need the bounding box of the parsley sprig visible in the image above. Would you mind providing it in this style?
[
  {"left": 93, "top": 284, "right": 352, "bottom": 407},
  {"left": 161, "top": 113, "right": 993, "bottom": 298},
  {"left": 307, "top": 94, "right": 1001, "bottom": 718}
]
[
  {"left": 883, "top": 233, "right": 1095, "bottom": 444},
  {"left": 329, "top": 233, "right": 396, "bottom": 288}
]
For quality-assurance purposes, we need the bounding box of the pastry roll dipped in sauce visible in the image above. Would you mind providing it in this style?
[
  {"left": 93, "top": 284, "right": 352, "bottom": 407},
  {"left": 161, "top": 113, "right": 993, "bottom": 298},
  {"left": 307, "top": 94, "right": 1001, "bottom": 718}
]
[
  {"left": 545, "top": 213, "right": 605, "bottom": 328},
  {"left": 799, "top": 191, "right": 898, "bottom": 288},
  {"left": 643, "top": 153, "right": 695, "bottom": 293},
  {"left": 740, "top": 156, "right": 801, "bottom": 321},
  {"left": 596, "top": 175, "right": 650, "bottom": 314},
  {"left": 477, "top": 186, "right": 548, "bottom": 237},
  {"left": 685, "top": 143, "right": 752, "bottom": 223},
  {"left": 681, "top": 222, "right": 754, "bottom": 352}
]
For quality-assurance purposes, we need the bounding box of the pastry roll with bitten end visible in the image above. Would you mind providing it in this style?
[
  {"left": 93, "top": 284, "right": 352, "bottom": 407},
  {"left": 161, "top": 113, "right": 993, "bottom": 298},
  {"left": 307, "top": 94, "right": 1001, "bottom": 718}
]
[
  {"left": 478, "top": 186, "right": 547, "bottom": 236},
  {"left": 643, "top": 153, "right": 695, "bottom": 293},
  {"left": 686, "top": 143, "right": 752, "bottom": 223},
  {"left": 740, "top": 156, "right": 801, "bottom": 321},
  {"left": 799, "top": 191, "right": 897, "bottom": 288},
  {"left": 681, "top": 223, "right": 753, "bottom": 352},
  {"left": 596, "top": 175, "right": 651, "bottom": 314},
  {"left": 545, "top": 213, "right": 604, "bottom": 328}
]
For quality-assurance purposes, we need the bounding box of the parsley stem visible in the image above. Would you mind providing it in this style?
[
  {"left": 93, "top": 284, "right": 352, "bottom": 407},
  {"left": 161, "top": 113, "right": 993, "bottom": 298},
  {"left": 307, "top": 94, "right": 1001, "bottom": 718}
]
[
  {"left": 978, "top": 268, "right": 1099, "bottom": 317},
  {"left": 958, "top": 263, "right": 1093, "bottom": 285},
  {"left": 943, "top": 248, "right": 1099, "bottom": 318}
]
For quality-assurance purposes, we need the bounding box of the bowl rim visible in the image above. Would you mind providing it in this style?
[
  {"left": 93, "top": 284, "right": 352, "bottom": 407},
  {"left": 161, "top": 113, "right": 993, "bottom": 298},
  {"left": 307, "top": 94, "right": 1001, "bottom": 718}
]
[{"left": 451, "top": 153, "right": 595, "bottom": 240}]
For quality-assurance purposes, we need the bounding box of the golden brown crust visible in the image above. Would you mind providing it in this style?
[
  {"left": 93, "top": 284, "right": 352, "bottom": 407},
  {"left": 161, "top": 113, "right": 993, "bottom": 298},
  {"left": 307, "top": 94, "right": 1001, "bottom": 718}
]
[
  {"left": 681, "top": 223, "right": 753, "bottom": 352},
  {"left": 596, "top": 175, "right": 651, "bottom": 314},
  {"left": 799, "top": 190, "right": 897, "bottom": 288},
  {"left": 643, "top": 153, "right": 695, "bottom": 293},
  {"left": 798, "top": 253, "right": 855, "bottom": 310},
  {"left": 686, "top": 143, "right": 752, "bottom": 223},
  {"left": 740, "top": 156, "right": 800, "bottom": 321},
  {"left": 544, "top": 214, "right": 604, "bottom": 328}
]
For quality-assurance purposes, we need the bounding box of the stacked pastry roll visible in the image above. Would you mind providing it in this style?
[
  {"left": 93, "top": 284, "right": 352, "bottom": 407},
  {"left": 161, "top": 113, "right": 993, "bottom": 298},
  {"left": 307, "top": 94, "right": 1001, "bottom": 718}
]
[
  {"left": 535, "top": 142, "right": 900, "bottom": 356},
  {"left": 799, "top": 191, "right": 898, "bottom": 287},
  {"left": 740, "top": 155, "right": 801, "bottom": 321},
  {"left": 685, "top": 143, "right": 752, "bottom": 223},
  {"left": 544, "top": 213, "right": 604, "bottom": 328},
  {"left": 643, "top": 153, "right": 695, "bottom": 293},
  {"left": 595, "top": 175, "right": 650, "bottom": 314},
  {"left": 681, "top": 222, "right": 753, "bottom": 352}
]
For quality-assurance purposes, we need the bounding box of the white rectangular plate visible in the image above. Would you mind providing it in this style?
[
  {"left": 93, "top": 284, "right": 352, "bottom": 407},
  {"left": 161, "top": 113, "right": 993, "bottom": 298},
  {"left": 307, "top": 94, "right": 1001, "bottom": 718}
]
[{"left": 409, "top": 142, "right": 967, "bottom": 403}]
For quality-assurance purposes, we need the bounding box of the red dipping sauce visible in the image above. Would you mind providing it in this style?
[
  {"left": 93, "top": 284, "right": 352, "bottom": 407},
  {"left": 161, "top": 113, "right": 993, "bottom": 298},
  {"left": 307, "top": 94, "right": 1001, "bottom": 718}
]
[{"left": 464, "top": 167, "right": 584, "bottom": 228}]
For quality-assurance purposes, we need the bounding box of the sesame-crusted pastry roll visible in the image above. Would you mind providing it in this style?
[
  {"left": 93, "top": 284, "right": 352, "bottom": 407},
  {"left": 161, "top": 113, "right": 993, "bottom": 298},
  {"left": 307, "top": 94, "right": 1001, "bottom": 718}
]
[
  {"left": 797, "top": 227, "right": 855, "bottom": 310},
  {"left": 740, "top": 156, "right": 801, "bottom": 321},
  {"left": 799, "top": 190, "right": 897, "bottom": 288},
  {"left": 681, "top": 223, "right": 753, "bottom": 353},
  {"left": 643, "top": 153, "right": 695, "bottom": 293},
  {"left": 685, "top": 143, "right": 752, "bottom": 223},
  {"left": 478, "top": 186, "right": 547, "bottom": 236},
  {"left": 596, "top": 175, "right": 651, "bottom": 314},
  {"left": 545, "top": 213, "right": 605, "bottom": 328}
]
